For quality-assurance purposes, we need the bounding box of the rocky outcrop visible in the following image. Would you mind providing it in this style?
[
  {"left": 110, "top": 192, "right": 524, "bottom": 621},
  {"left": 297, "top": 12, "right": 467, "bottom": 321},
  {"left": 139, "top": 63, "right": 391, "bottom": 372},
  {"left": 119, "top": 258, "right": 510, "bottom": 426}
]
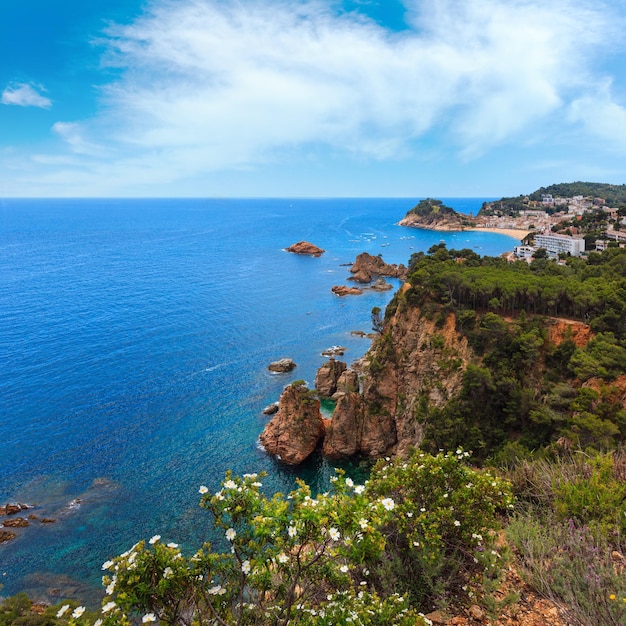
[
  {"left": 323, "top": 392, "right": 364, "bottom": 459},
  {"left": 263, "top": 402, "right": 279, "bottom": 415},
  {"left": 370, "top": 277, "right": 393, "bottom": 291},
  {"left": 350, "top": 252, "right": 407, "bottom": 283},
  {"left": 268, "top": 358, "right": 297, "bottom": 373},
  {"left": 0, "top": 503, "right": 29, "bottom": 516},
  {"left": 321, "top": 345, "right": 345, "bottom": 357},
  {"left": 334, "top": 369, "right": 359, "bottom": 396},
  {"left": 286, "top": 241, "right": 325, "bottom": 256},
  {"left": 332, "top": 285, "right": 363, "bottom": 296},
  {"left": 260, "top": 382, "right": 324, "bottom": 465},
  {"left": 315, "top": 359, "right": 347, "bottom": 397},
  {"left": 0, "top": 529, "right": 16, "bottom": 543},
  {"left": 2, "top": 517, "right": 29, "bottom": 528}
]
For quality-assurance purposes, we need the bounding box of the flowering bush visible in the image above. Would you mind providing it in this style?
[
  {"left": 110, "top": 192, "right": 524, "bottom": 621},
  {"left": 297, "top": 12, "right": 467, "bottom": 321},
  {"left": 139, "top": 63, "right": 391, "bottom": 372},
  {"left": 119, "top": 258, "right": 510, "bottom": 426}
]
[
  {"left": 365, "top": 449, "right": 515, "bottom": 608},
  {"left": 96, "top": 470, "right": 431, "bottom": 625}
]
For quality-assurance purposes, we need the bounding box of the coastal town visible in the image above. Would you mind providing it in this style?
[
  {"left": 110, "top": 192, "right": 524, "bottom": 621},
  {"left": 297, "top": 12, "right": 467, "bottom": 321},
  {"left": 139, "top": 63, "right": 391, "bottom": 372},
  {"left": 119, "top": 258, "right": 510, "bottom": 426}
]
[
  {"left": 476, "top": 192, "right": 626, "bottom": 260},
  {"left": 400, "top": 189, "right": 626, "bottom": 262}
]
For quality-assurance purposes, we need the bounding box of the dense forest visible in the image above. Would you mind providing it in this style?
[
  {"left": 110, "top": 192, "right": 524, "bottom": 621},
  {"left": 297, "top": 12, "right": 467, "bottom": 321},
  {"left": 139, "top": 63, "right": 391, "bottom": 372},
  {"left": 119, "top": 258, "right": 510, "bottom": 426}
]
[
  {"left": 396, "top": 244, "right": 626, "bottom": 459},
  {"left": 480, "top": 181, "right": 626, "bottom": 215}
]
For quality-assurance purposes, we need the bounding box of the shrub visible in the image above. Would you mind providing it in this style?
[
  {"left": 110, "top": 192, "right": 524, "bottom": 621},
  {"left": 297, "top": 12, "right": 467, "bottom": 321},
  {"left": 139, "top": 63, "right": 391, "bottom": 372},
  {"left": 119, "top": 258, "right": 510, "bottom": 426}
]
[
  {"left": 364, "top": 450, "right": 514, "bottom": 609},
  {"left": 95, "top": 471, "right": 430, "bottom": 626}
]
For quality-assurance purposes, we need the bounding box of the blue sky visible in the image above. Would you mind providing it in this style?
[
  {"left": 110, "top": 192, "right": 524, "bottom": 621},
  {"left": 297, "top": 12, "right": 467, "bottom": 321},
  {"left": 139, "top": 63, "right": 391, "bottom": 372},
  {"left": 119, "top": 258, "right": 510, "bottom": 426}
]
[{"left": 2, "top": 0, "right": 626, "bottom": 197}]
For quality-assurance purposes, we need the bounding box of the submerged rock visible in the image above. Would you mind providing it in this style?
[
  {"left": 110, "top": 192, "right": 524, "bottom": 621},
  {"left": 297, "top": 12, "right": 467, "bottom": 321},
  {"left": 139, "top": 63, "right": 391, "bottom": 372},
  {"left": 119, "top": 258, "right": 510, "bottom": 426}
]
[
  {"left": 286, "top": 241, "right": 325, "bottom": 256},
  {"left": 260, "top": 382, "right": 324, "bottom": 465},
  {"left": 0, "top": 529, "right": 16, "bottom": 543},
  {"left": 268, "top": 358, "right": 297, "bottom": 373},
  {"left": 2, "top": 517, "right": 29, "bottom": 528}
]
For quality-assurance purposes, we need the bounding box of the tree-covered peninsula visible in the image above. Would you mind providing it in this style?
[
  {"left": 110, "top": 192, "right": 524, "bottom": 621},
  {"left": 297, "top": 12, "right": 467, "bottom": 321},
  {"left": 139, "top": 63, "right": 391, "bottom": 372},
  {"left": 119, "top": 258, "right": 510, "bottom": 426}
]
[{"left": 398, "top": 198, "right": 474, "bottom": 230}]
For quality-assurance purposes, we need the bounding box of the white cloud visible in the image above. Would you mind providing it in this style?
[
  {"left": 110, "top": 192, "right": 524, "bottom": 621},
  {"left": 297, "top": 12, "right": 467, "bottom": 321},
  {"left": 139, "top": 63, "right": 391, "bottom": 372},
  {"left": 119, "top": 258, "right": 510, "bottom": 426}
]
[
  {"left": 8, "top": 0, "right": 626, "bottom": 194},
  {"left": 2, "top": 83, "right": 52, "bottom": 108},
  {"left": 52, "top": 122, "right": 104, "bottom": 156},
  {"left": 568, "top": 80, "right": 626, "bottom": 148},
  {"left": 93, "top": 0, "right": 622, "bottom": 168}
]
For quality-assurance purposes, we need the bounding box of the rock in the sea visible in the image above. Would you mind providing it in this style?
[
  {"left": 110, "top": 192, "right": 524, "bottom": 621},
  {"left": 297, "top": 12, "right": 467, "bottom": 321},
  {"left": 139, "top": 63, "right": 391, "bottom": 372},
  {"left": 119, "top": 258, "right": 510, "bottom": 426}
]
[
  {"left": 0, "top": 529, "right": 16, "bottom": 544},
  {"left": 350, "top": 252, "right": 407, "bottom": 283},
  {"left": 286, "top": 241, "right": 325, "bottom": 256},
  {"left": 315, "top": 359, "right": 347, "bottom": 397},
  {"left": 260, "top": 382, "right": 324, "bottom": 465},
  {"left": 2, "top": 517, "right": 29, "bottom": 528},
  {"left": 263, "top": 402, "right": 279, "bottom": 415},
  {"left": 1, "top": 503, "right": 29, "bottom": 516},
  {"left": 370, "top": 277, "right": 393, "bottom": 291},
  {"left": 321, "top": 345, "right": 346, "bottom": 357},
  {"left": 332, "top": 285, "right": 364, "bottom": 297},
  {"left": 268, "top": 358, "right": 297, "bottom": 373}
]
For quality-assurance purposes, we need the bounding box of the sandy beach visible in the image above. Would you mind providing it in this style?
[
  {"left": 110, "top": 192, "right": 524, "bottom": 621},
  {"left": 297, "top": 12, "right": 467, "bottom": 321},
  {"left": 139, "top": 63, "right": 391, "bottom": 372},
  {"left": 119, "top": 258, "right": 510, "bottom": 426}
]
[{"left": 466, "top": 226, "right": 530, "bottom": 241}]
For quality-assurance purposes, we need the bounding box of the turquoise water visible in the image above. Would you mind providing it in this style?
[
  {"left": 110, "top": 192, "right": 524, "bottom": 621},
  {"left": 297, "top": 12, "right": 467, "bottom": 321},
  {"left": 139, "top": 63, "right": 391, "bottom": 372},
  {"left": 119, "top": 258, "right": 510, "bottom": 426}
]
[{"left": 0, "top": 197, "right": 513, "bottom": 603}]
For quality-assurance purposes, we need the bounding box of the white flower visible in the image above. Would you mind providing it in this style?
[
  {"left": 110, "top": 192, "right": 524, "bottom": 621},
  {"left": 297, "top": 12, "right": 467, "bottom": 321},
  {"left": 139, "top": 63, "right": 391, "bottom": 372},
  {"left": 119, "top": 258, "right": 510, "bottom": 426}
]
[
  {"left": 288, "top": 525, "right": 297, "bottom": 538},
  {"left": 106, "top": 576, "right": 116, "bottom": 595},
  {"left": 243, "top": 473, "right": 258, "bottom": 479},
  {"left": 224, "top": 480, "right": 237, "bottom": 489},
  {"left": 345, "top": 478, "right": 354, "bottom": 488},
  {"left": 252, "top": 482, "right": 262, "bottom": 487},
  {"left": 94, "top": 621, "right": 102, "bottom": 626},
  {"left": 102, "top": 601, "right": 117, "bottom": 613},
  {"left": 142, "top": 613, "right": 157, "bottom": 623},
  {"left": 163, "top": 566, "right": 173, "bottom": 578},
  {"left": 329, "top": 527, "right": 340, "bottom": 541},
  {"left": 167, "top": 542, "right": 178, "bottom": 549},
  {"left": 454, "top": 520, "right": 461, "bottom": 527},
  {"left": 199, "top": 485, "right": 209, "bottom": 494},
  {"left": 354, "top": 485, "right": 365, "bottom": 494},
  {"left": 277, "top": 553, "right": 289, "bottom": 564},
  {"left": 406, "top": 512, "right": 413, "bottom": 518},
  {"left": 241, "top": 560, "right": 251, "bottom": 574},
  {"left": 56, "top": 605, "right": 70, "bottom": 618},
  {"left": 340, "top": 565, "right": 349, "bottom": 573},
  {"left": 381, "top": 498, "right": 395, "bottom": 511},
  {"left": 226, "top": 528, "right": 236, "bottom": 541},
  {"left": 208, "top": 585, "right": 223, "bottom": 595},
  {"left": 101, "top": 560, "right": 114, "bottom": 570},
  {"left": 359, "top": 518, "right": 368, "bottom": 530},
  {"left": 149, "top": 535, "right": 161, "bottom": 544},
  {"left": 72, "top": 606, "right": 86, "bottom": 619}
]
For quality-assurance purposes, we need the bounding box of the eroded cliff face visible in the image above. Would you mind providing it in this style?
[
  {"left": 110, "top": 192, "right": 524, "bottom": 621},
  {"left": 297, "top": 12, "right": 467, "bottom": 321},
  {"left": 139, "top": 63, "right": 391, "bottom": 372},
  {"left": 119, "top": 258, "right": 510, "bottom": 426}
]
[{"left": 356, "top": 289, "right": 475, "bottom": 457}]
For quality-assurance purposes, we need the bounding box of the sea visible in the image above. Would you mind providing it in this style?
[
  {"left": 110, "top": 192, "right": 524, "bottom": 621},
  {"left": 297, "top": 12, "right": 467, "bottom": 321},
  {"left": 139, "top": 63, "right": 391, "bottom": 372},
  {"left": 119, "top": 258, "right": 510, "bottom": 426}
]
[{"left": 0, "top": 197, "right": 515, "bottom": 604}]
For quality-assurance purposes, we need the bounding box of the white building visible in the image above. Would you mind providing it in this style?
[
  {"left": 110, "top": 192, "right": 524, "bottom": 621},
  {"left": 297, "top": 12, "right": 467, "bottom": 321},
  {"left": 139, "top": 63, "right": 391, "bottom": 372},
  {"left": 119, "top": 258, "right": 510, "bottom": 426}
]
[
  {"left": 513, "top": 245, "right": 535, "bottom": 260},
  {"left": 534, "top": 233, "right": 586, "bottom": 256}
]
